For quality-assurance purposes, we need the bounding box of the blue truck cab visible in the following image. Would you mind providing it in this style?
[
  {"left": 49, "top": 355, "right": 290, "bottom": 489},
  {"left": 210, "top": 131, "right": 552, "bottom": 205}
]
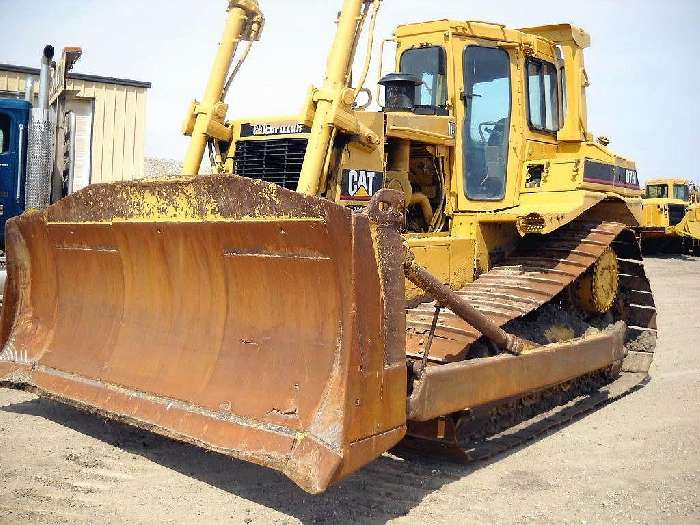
[{"left": 0, "top": 99, "right": 30, "bottom": 248}]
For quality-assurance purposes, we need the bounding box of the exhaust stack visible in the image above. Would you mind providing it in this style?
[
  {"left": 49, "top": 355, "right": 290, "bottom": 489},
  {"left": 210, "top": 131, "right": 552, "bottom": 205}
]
[{"left": 25, "top": 45, "right": 55, "bottom": 210}]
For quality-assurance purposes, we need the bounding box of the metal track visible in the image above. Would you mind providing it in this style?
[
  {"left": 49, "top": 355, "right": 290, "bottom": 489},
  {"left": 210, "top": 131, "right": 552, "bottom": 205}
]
[
  {"left": 406, "top": 221, "right": 656, "bottom": 365},
  {"left": 401, "top": 220, "right": 657, "bottom": 457},
  {"left": 396, "top": 369, "right": 648, "bottom": 462}
]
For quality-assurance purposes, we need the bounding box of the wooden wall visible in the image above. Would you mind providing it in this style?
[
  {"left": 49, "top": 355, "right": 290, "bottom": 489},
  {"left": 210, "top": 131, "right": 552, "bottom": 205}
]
[{"left": 0, "top": 68, "right": 148, "bottom": 183}]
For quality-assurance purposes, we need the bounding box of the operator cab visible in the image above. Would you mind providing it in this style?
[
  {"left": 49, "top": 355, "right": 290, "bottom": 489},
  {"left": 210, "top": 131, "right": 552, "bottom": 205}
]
[
  {"left": 395, "top": 39, "right": 515, "bottom": 202},
  {"left": 390, "top": 20, "right": 583, "bottom": 212},
  {"left": 645, "top": 182, "right": 689, "bottom": 202}
]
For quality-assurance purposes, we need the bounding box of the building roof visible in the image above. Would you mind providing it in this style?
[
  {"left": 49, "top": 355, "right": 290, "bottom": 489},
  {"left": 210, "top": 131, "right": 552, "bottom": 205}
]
[{"left": 0, "top": 63, "right": 151, "bottom": 89}]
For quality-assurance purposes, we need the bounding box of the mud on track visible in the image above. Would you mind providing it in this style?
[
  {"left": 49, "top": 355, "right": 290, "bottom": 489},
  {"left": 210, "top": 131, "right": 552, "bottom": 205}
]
[{"left": 1, "top": 255, "right": 699, "bottom": 524}]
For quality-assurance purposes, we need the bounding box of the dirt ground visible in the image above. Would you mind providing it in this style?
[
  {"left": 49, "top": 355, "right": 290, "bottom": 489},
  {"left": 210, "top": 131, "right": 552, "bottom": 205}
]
[{"left": 1, "top": 255, "right": 698, "bottom": 524}]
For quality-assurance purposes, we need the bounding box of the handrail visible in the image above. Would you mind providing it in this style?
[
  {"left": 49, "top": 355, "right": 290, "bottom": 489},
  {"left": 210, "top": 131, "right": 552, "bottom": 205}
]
[{"left": 16, "top": 123, "right": 24, "bottom": 201}]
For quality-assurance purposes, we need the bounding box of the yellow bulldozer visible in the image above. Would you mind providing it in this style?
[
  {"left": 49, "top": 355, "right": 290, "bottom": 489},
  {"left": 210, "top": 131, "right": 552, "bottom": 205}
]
[
  {"left": 0, "top": 0, "right": 657, "bottom": 494},
  {"left": 674, "top": 199, "right": 700, "bottom": 254},
  {"left": 666, "top": 180, "right": 700, "bottom": 254},
  {"left": 640, "top": 177, "right": 700, "bottom": 253}
]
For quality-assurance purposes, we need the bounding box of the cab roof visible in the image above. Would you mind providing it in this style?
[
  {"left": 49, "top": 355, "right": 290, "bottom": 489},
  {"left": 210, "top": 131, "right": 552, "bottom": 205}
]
[{"left": 394, "top": 20, "right": 589, "bottom": 49}]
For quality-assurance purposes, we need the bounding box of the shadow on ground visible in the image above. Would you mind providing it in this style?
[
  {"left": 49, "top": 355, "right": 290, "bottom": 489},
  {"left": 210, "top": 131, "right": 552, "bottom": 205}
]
[
  {"left": 0, "top": 385, "right": 630, "bottom": 524},
  {"left": 2, "top": 394, "right": 453, "bottom": 524}
]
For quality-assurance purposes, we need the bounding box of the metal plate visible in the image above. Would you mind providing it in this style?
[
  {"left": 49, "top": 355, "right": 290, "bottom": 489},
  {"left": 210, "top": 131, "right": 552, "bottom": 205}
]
[{"left": 0, "top": 174, "right": 407, "bottom": 493}]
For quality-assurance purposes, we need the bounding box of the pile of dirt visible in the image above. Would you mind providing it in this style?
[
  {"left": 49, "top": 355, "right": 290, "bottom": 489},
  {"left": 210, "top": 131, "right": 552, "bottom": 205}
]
[
  {"left": 626, "top": 328, "right": 657, "bottom": 353},
  {"left": 143, "top": 158, "right": 214, "bottom": 178}
]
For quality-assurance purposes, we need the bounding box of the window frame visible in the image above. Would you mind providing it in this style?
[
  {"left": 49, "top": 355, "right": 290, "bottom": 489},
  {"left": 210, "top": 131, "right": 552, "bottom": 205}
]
[
  {"left": 525, "top": 57, "right": 560, "bottom": 135},
  {"left": 399, "top": 45, "right": 449, "bottom": 114},
  {"left": 559, "top": 65, "right": 567, "bottom": 129},
  {"left": 645, "top": 184, "right": 669, "bottom": 199},
  {"left": 673, "top": 184, "right": 690, "bottom": 202}
]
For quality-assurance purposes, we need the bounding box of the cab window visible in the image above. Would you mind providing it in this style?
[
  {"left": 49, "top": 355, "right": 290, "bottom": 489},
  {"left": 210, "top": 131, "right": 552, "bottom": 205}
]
[
  {"left": 527, "top": 59, "right": 559, "bottom": 132},
  {"left": 0, "top": 113, "right": 11, "bottom": 154},
  {"left": 674, "top": 184, "right": 689, "bottom": 201},
  {"left": 400, "top": 46, "right": 448, "bottom": 113},
  {"left": 645, "top": 184, "right": 668, "bottom": 198},
  {"left": 462, "top": 46, "right": 511, "bottom": 201}
]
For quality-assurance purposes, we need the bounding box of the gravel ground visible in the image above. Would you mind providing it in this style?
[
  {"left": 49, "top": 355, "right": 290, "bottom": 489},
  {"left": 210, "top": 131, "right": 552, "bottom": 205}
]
[
  {"left": 144, "top": 157, "right": 212, "bottom": 178},
  {"left": 0, "top": 255, "right": 698, "bottom": 524}
]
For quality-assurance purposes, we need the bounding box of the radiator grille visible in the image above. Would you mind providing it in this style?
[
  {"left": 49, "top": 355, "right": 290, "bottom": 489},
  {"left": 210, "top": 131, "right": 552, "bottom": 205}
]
[
  {"left": 233, "top": 138, "right": 308, "bottom": 190},
  {"left": 669, "top": 204, "right": 686, "bottom": 226}
]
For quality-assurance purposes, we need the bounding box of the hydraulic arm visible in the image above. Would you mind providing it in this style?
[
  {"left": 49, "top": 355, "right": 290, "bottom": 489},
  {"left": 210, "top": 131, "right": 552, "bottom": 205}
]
[{"left": 181, "top": 0, "right": 263, "bottom": 175}]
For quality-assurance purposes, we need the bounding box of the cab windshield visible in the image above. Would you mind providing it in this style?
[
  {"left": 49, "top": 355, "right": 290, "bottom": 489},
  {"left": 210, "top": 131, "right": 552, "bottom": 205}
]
[
  {"left": 645, "top": 184, "right": 668, "bottom": 198},
  {"left": 673, "top": 184, "right": 689, "bottom": 201}
]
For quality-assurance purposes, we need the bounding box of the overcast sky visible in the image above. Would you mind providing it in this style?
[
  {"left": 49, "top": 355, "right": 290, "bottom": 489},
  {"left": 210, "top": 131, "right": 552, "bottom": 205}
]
[{"left": 3, "top": 0, "right": 699, "bottom": 184}]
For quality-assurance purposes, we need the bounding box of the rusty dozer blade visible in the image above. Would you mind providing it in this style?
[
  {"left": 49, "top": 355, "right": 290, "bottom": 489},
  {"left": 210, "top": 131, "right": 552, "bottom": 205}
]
[{"left": 0, "top": 175, "right": 408, "bottom": 494}]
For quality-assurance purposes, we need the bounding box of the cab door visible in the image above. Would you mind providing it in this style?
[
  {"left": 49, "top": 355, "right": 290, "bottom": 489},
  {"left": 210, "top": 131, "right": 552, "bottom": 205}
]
[
  {"left": 0, "top": 100, "right": 30, "bottom": 246},
  {"left": 456, "top": 44, "right": 521, "bottom": 211}
]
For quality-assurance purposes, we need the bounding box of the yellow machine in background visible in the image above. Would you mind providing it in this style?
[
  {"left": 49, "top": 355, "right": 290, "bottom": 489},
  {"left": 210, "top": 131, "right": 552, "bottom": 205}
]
[
  {"left": 640, "top": 178, "right": 699, "bottom": 252},
  {"left": 673, "top": 183, "right": 700, "bottom": 253},
  {"left": 0, "top": 0, "right": 657, "bottom": 493}
]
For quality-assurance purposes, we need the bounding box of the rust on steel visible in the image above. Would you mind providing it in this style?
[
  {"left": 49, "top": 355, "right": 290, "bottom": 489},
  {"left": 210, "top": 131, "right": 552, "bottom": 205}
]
[
  {"left": 403, "top": 253, "right": 527, "bottom": 355},
  {"left": 366, "top": 189, "right": 409, "bottom": 368},
  {"left": 0, "top": 176, "right": 408, "bottom": 494},
  {"left": 405, "top": 221, "right": 644, "bottom": 364},
  {"left": 407, "top": 322, "right": 627, "bottom": 421}
]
